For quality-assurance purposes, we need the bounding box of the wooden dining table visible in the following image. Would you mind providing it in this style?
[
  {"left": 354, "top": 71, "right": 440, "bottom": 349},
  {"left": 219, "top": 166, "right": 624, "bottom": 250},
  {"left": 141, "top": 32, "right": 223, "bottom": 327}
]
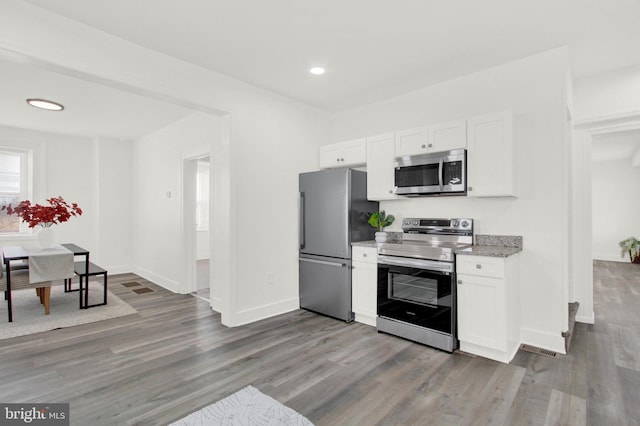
[{"left": 2, "top": 243, "right": 90, "bottom": 322}]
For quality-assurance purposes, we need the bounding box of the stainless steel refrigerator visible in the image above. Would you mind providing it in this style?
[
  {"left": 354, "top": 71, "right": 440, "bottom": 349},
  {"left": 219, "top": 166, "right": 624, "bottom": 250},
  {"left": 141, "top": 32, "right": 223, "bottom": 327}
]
[{"left": 298, "top": 168, "right": 379, "bottom": 321}]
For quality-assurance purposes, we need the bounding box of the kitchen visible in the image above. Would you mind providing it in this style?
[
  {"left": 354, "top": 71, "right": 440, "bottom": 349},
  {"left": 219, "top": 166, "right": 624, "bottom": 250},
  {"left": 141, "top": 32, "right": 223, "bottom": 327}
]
[{"left": 300, "top": 46, "right": 573, "bottom": 360}]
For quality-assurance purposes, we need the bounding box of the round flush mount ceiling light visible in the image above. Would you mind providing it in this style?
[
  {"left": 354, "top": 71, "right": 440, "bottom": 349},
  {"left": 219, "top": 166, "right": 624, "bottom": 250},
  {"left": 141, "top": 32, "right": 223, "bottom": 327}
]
[
  {"left": 309, "top": 67, "right": 326, "bottom": 75},
  {"left": 26, "top": 98, "right": 64, "bottom": 111}
]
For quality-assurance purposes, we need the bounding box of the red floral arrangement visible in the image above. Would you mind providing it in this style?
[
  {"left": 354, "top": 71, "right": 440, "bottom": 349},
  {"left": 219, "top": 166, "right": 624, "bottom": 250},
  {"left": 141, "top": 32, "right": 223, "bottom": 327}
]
[{"left": 1, "top": 196, "right": 83, "bottom": 228}]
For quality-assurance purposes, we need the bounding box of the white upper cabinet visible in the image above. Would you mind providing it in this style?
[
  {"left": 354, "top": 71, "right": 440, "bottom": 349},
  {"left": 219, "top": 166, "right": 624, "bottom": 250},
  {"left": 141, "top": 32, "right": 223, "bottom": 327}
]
[
  {"left": 319, "top": 138, "right": 367, "bottom": 169},
  {"left": 428, "top": 119, "right": 467, "bottom": 152},
  {"left": 394, "top": 127, "right": 429, "bottom": 157},
  {"left": 366, "top": 133, "right": 400, "bottom": 201},
  {"left": 466, "top": 111, "right": 516, "bottom": 197}
]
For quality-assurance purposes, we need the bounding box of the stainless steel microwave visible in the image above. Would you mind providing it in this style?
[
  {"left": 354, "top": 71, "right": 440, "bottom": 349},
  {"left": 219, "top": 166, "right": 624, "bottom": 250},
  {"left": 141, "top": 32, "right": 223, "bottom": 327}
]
[{"left": 394, "top": 148, "right": 466, "bottom": 196}]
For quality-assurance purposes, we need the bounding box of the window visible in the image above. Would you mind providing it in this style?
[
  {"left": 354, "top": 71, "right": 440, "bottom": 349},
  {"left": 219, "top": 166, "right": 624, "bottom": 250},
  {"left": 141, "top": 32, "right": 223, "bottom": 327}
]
[
  {"left": 195, "top": 159, "right": 210, "bottom": 231},
  {"left": 0, "top": 148, "right": 32, "bottom": 235}
]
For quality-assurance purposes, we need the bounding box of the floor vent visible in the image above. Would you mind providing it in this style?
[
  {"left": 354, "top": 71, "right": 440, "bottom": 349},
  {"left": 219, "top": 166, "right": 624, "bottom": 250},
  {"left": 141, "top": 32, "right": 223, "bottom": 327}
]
[
  {"left": 121, "top": 282, "right": 142, "bottom": 288},
  {"left": 131, "top": 288, "right": 154, "bottom": 294},
  {"left": 519, "top": 344, "right": 557, "bottom": 358}
]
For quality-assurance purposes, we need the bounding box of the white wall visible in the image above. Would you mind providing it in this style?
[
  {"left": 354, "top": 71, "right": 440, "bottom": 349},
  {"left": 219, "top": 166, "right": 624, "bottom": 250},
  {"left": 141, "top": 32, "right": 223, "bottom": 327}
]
[
  {"left": 132, "top": 112, "right": 220, "bottom": 292},
  {"left": 331, "top": 48, "right": 570, "bottom": 353},
  {"left": 573, "top": 64, "right": 640, "bottom": 120},
  {"left": 0, "top": 125, "right": 133, "bottom": 272},
  {"left": 592, "top": 158, "right": 640, "bottom": 261},
  {"left": 1, "top": 2, "right": 330, "bottom": 326}
]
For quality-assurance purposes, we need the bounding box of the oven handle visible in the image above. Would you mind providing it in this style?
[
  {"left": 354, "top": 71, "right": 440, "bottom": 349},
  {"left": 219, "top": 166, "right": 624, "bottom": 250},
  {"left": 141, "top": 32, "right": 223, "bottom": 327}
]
[{"left": 378, "top": 255, "right": 453, "bottom": 273}]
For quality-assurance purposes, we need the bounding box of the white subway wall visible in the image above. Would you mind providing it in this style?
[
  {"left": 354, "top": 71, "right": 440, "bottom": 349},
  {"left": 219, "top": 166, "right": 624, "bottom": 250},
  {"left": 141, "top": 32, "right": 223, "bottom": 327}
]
[
  {"left": 331, "top": 48, "right": 570, "bottom": 353},
  {"left": 592, "top": 158, "right": 640, "bottom": 262}
]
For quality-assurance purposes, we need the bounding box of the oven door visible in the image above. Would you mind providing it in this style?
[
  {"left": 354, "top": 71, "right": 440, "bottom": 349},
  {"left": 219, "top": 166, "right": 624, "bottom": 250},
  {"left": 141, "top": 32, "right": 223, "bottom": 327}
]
[{"left": 377, "top": 256, "right": 456, "bottom": 334}]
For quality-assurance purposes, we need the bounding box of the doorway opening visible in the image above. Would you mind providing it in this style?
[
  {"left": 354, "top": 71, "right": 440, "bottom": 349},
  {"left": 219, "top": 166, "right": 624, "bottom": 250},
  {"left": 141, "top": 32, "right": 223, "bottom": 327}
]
[
  {"left": 194, "top": 157, "right": 211, "bottom": 301},
  {"left": 182, "top": 154, "right": 211, "bottom": 302},
  {"left": 572, "top": 112, "right": 640, "bottom": 324}
]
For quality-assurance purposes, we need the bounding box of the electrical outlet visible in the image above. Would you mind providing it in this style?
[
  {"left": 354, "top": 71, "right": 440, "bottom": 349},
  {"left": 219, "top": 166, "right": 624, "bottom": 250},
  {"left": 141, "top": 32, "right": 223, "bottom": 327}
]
[{"left": 267, "top": 272, "right": 274, "bottom": 285}]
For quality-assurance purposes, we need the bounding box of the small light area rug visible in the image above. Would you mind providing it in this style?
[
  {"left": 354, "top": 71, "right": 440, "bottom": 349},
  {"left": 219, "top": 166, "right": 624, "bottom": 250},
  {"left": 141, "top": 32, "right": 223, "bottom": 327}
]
[
  {"left": 170, "top": 385, "right": 314, "bottom": 426},
  {"left": 0, "top": 282, "right": 137, "bottom": 340}
]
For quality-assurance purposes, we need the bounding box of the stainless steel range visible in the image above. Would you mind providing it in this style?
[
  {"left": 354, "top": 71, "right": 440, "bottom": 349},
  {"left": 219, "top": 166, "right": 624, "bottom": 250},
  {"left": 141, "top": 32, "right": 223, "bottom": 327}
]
[{"left": 376, "top": 217, "right": 473, "bottom": 352}]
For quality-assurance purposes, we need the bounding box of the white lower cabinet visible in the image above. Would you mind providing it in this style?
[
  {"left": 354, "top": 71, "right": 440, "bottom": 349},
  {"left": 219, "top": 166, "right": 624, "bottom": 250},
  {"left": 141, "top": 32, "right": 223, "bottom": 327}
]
[
  {"left": 352, "top": 246, "right": 378, "bottom": 327},
  {"left": 457, "top": 254, "right": 520, "bottom": 363}
]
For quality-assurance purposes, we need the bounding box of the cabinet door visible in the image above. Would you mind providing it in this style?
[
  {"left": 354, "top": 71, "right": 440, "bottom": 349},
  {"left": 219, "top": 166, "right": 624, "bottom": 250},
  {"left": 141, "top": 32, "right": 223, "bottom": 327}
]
[
  {"left": 467, "top": 111, "right": 515, "bottom": 197},
  {"left": 352, "top": 260, "right": 377, "bottom": 326},
  {"left": 395, "top": 127, "right": 429, "bottom": 157},
  {"left": 366, "top": 133, "right": 400, "bottom": 200},
  {"left": 319, "top": 144, "right": 343, "bottom": 168},
  {"left": 429, "top": 119, "right": 467, "bottom": 152},
  {"left": 319, "top": 139, "right": 366, "bottom": 169},
  {"left": 457, "top": 273, "right": 507, "bottom": 351},
  {"left": 340, "top": 138, "right": 367, "bottom": 166}
]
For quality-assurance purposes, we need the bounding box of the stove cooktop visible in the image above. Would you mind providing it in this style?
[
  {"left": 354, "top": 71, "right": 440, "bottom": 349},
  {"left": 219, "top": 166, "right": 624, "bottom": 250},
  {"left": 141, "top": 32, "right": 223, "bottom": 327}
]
[{"left": 377, "top": 217, "right": 474, "bottom": 262}]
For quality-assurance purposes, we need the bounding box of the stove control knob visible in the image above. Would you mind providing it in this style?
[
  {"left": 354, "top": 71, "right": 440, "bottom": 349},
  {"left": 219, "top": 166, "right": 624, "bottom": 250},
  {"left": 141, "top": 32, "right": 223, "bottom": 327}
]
[
  {"left": 452, "top": 220, "right": 459, "bottom": 227},
  {"left": 413, "top": 219, "right": 419, "bottom": 226},
  {"left": 461, "top": 220, "right": 469, "bottom": 228}
]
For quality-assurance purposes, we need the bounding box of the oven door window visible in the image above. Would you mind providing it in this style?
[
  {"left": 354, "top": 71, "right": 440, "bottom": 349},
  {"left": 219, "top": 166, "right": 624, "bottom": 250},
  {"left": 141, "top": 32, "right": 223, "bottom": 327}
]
[
  {"left": 378, "top": 264, "right": 454, "bottom": 334},
  {"left": 389, "top": 269, "right": 451, "bottom": 307}
]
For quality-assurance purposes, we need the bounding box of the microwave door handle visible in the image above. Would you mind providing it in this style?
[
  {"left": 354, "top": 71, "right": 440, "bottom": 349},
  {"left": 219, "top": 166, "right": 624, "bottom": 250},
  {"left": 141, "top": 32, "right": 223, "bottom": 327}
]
[{"left": 438, "top": 158, "right": 444, "bottom": 190}]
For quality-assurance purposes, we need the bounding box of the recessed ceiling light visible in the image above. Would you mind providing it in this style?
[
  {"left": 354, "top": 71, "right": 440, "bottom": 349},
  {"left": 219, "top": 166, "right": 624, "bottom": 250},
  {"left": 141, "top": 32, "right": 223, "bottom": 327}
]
[
  {"left": 310, "top": 67, "right": 326, "bottom": 75},
  {"left": 26, "top": 98, "right": 64, "bottom": 111}
]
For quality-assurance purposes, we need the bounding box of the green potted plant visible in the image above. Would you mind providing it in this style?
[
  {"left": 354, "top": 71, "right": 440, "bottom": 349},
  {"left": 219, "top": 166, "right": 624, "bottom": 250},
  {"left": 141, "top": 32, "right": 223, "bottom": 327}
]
[
  {"left": 619, "top": 237, "right": 640, "bottom": 264},
  {"left": 368, "top": 210, "right": 395, "bottom": 243}
]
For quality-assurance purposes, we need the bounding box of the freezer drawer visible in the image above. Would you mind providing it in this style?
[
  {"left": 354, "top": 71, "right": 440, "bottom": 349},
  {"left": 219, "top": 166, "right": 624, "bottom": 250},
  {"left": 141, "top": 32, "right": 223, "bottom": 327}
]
[{"left": 299, "top": 255, "right": 353, "bottom": 322}]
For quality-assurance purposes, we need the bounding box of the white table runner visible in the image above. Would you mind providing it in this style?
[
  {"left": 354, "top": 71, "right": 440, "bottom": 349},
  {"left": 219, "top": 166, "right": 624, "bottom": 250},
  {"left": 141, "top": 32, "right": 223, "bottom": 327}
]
[{"left": 26, "top": 245, "right": 74, "bottom": 284}]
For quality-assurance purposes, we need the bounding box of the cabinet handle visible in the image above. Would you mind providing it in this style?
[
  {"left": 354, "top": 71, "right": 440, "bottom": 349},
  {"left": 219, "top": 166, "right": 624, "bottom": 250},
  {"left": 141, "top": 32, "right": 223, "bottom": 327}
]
[
  {"left": 476, "top": 264, "right": 482, "bottom": 269},
  {"left": 421, "top": 144, "right": 426, "bottom": 148},
  {"left": 457, "top": 280, "right": 462, "bottom": 284},
  {"left": 388, "top": 189, "right": 393, "bottom": 193},
  {"left": 428, "top": 143, "right": 433, "bottom": 148},
  {"left": 468, "top": 186, "right": 473, "bottom": 191},
  {"left": 362, "top": 253, "right": 367, "bottom": 257}
]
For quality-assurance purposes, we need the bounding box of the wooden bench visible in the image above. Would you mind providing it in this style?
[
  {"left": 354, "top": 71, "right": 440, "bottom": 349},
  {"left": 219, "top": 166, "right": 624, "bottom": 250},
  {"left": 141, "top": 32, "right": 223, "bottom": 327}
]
[{"left": 73, "top": 261, "right": 108, "bottom": 309}]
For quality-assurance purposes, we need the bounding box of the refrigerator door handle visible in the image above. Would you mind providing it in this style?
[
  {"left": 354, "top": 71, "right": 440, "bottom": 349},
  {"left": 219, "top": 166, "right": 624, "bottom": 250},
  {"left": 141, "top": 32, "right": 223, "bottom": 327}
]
[
  {"left": 299, "top": 192, "right": 305, "bottom": 250},
  {"left": 299, "top": 257, "right": 347, "bottom": 268}
]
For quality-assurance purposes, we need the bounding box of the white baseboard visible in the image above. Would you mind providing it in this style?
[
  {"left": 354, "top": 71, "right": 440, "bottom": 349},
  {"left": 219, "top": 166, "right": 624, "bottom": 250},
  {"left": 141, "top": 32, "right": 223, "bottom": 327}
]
[
  {"left": 592, "top": 253, "right": 627, "bottom": 262},
  {"left": 520, "top": 327, "right": 566, "bottom": 354},
  {"left": 210, "top": 297, "right": 222, "bottom": 314},
  {"left": 576, "top": 311, "right": 595, "bottom": 324},
  {"left": 102, "top": 264, "right": 131, "bottom": 275},
  {"left": 130, "top": 265, "right": 181, "bottom": 293},
  {"left": 354, "top": 313, "right": 376, "bottom": 328},
  {"left": 232, "top": 297, "right": 300, "bottom": 327}
]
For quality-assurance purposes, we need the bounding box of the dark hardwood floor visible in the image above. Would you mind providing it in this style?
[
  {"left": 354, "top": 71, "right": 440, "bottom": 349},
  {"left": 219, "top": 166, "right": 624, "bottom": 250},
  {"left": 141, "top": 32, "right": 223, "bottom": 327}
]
[{"left": 0, "top": 261, "right": 638, "bottom": 425}]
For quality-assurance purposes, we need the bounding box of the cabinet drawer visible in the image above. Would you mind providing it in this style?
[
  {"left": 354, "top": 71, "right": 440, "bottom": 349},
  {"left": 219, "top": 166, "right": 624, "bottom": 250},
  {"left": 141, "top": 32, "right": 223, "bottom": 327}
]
[
  {"left": 456, "top": 255, "right": 504, "bottom": 278},
  {"left": 352, "top": 246, "right": 378, "bottom": 264}
]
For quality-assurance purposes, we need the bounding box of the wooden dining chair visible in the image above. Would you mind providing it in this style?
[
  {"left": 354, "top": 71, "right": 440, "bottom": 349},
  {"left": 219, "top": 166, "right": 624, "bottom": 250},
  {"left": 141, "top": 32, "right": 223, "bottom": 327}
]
[{"left": 1, "top": 265, "right": 53, "bottom": 321}]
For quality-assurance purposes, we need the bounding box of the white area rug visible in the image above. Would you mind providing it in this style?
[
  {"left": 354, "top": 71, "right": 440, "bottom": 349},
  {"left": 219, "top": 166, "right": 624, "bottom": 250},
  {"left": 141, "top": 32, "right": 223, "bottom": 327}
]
[
  {"left": 0, "top": 282, "right": 137, "bottom": 340},
  {"left": 170, "top": 385, "right": 314, "bottom": 426}
]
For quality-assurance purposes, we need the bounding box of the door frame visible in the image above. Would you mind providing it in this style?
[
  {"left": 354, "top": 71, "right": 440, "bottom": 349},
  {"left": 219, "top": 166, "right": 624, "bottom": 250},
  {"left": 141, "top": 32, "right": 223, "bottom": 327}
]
[{"left": 572, "top": 111, "right": 640, "bottom": 324}]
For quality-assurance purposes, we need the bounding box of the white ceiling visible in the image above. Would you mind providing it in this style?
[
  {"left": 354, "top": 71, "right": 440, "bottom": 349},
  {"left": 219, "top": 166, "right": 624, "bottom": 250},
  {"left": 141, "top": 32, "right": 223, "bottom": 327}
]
[
  {"left": 3, "top": 0, "right": 640, "bottom": 140},
  {"left": 21, "top": 0, "right": 640, "bottom": 111},
  {"left": 0, "top": 58, "right": 195, "bottom": 140}
]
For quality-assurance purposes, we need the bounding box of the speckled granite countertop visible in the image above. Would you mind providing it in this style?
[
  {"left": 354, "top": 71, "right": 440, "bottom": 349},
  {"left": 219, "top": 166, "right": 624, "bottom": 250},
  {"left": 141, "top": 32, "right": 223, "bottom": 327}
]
[{"left": 456, "top": 234, "right": 523, "bottom": 258}]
